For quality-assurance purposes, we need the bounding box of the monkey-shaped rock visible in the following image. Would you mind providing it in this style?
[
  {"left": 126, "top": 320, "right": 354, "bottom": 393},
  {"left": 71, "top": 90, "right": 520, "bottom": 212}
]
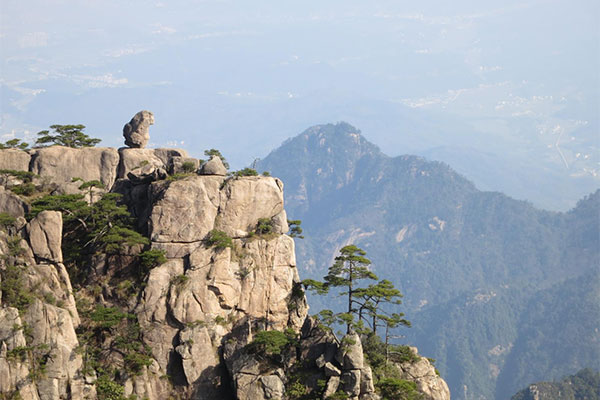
[{"left": 123, "top": 110, "right": 154, "bottom": 148}]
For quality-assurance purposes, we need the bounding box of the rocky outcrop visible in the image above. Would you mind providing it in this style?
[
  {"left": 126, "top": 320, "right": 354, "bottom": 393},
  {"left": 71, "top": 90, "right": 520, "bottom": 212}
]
[
  {"left": 200, "top": 155, "right": 227, "bottom": 176},
  {"left": 26, "top": 211, "right": 63, "bottom": 263},
  {"left": 216, "top": 177, "right": 285, "bottom": 237},
  {"left": 0, "top": 186, "right": 29, "bottom": 217},
  {"left": 123, "top": 110, "right": 154, "bottom": 148},
  {"left": 169, "top": 156, "right": 199, "bottom": 175},
  {"left": 336, "top": 332, "right": 377, "bottom": 400},
  {"left": 0, "top": 142, "right": 450, "bottom": 400},
  {"left": 0, "top": 205, "right": 89, "bottom": 399},
  {"left": 30, "top": 146, "right": 120, "bottom": 190},
  {"left": 396, "top": 347, "right": 451, "bottom": 400},
  {"left": 0, "top": 149, "right": 31, "bottom": 171}
]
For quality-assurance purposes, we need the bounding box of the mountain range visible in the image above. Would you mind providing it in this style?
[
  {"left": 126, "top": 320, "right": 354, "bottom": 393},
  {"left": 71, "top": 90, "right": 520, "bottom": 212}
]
[{"left": 256, "top": 122, "right": 600, "bottom": 400}]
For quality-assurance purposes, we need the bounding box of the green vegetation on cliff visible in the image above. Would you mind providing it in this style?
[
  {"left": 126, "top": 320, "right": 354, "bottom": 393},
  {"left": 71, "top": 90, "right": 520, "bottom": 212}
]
[
  {"left": 256, "top": 122, "right": 600, "bottom": 400},
  {"left": 511, "top": 369, "right": 600, "bottom": 400}
]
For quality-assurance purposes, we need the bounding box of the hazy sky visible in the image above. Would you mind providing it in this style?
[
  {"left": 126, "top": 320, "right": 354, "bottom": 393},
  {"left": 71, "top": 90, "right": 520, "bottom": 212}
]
[{"left": 1, "top": 0, "right": 598, "bottom": 208}]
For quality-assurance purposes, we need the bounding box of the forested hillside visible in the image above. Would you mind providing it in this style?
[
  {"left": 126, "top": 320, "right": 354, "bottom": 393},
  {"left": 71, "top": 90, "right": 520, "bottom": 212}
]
[{"left": 256, "top": 122, "right": 600, "bottom": 399}]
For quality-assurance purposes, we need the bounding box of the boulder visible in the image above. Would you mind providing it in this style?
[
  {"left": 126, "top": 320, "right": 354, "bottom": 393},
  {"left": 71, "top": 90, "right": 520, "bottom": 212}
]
[
  {"left": 0, "top": 186, "right": 29, "bottom": 217},
  {"left": 324, "top": 376, "right": 341, "bottom": 398},
  {"left": 26, "top": 210, "right": 63, "bottom": 263},
  {"left": 123, "top": 110, "right": 154, "bottom": 148},
  {"left": 200, "top": 156, "right": 227, "bottom": 176},
  {"left": 30, "top": 146, "right": 119, "bottom": 189},
  {"left": 0, "top": 149, "right": 30, "bottom": 171}
]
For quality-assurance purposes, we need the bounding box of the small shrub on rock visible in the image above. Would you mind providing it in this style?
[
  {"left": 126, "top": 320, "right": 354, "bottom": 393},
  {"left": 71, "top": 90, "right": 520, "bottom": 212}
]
[
  {"left": 233, "top": 168, "right": 258, "bottom": 177},
  {"left": 205, "top": 229, "right": 233, "bottom": 250},
  {"left": 247, "top": 330, "right": 290, "bottom": 357},
  {"left": 181, "top": 161, "right": 197, "bottom": 173},
  {"left": 139, "top": 249, "right": 167, "bottom": 270},
  {"left": 255, "top": 218, "right": 273, "bottom": 235}
]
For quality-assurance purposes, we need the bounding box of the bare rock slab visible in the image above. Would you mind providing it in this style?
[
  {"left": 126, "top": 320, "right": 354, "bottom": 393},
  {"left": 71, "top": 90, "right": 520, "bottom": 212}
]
[
  {"left": 0, "top": 149, "right": 31, "bottom": 171},
  {"left": 27, "top": 210, "right": 63, "bottom": 263},
  {"left": 30, "top": 146, "right": 119, "bottom": 189}
]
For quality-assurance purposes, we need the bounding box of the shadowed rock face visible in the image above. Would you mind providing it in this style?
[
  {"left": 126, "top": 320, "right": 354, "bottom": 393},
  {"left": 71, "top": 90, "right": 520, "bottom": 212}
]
[{"left": 123, "top": 110, "right": 154, "bottom": 148}]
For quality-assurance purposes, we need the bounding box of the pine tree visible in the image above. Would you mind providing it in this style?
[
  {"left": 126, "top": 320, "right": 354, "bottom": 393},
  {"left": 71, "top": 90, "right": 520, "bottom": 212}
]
[{"left": 36, "top": 124, "right": 101, "bottom": 148}]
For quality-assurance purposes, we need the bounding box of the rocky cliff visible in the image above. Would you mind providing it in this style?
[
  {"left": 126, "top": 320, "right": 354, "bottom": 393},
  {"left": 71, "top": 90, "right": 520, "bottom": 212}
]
[{"left": 0, "top": 142, "right": 450, "bottom": 400}]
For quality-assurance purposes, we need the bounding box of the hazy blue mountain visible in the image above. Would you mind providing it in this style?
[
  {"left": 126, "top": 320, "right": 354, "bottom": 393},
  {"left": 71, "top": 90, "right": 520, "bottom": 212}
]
[
  {"left": 3, "top": 1, "right": 599, "bottom": 211},
  {"left": 256, "top": 122, "right": 600, "bottom": 400}
]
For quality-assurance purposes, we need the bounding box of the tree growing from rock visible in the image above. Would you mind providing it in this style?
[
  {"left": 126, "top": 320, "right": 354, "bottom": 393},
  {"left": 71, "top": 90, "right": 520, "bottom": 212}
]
[
  {"left": 0, "top": 138, "right": 29, "bottom": 150},
  {"left": 304, "top": 244, "right": 378, "bottom": 333},
  {"left": 355, "top": 279, "right": 408, "bottom": 335},
  {"left": 36, "top": 124, "right": 101, "bottom": 148},
  {"left": 204, "top": 148, "right": 229, "bottom": 169},
  {"left": 30, "top": 189, "right": 148, "bottom": 278}
]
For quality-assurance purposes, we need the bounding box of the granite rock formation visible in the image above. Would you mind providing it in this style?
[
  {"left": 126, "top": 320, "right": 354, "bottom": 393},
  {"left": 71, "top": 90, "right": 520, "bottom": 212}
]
[
  {"left": 0, "top": 144, "right": 450, "bottom": 400},
  {"left": 123, "top": 110, "right": 154, "bottom": 148}
]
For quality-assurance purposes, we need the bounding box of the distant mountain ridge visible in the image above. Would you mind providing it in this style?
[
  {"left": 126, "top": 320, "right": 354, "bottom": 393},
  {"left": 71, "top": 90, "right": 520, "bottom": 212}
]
[{"left": 256, "top": 122, "right": 600, "bottom": 400}]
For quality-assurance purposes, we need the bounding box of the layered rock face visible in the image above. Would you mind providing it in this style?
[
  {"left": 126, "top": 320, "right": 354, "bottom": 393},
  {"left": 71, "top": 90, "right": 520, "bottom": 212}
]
[
  {"left": 0, "top": 207, "right": 91, "bottom": 399},
  {"left": 0, "top": 145, "right": 450, "bottom": 400},
  {"left": 0, "top": 146, "right": 309, "bottom": 399}
]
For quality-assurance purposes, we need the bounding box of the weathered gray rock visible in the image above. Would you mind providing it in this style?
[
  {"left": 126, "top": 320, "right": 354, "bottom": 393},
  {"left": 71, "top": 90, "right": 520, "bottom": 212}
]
[
  {"left": 338, "top": 332, "right": 364, "bottom": 370},
  {"left": 0, "top": 149, "right": 31, "bottom": 171},
  {"left": 175, "top": 325, "right": 219, "bottom": 385},
  {"left": 0, "top": 186, "right": 28, "bottom": 217},
  {"left": 316, "top": 354, "right": 327, "bottom": 369},
  {"left": 26, "top": 210, "right": 63, "bottom": 263},
  {"left": 200, "top": 155, "right": 227, "bottom": 176},
  {"left": 154, "top": 148, "right": 189, "bottom": 166},
  {"left": 324, "top": 376, "right": 341, "bottom": 398},
  {"left": 217, "top": 177, "right": 285, "bottom": 237},
  {"left": 123, "top": 110, "right": 154, "bottom": 148},
  {"left": 136, "top": 259, "right": 184, "bottom": 371},
  {"left": 342, "top": 370, "right": 361, "bottom": 398},
  {"left": 124, "top": 365, "right": 170, "bottom": 400},
  {"left": 0, "top": 307, "right": 34, "bottom": 398},
  {"left": 325, "top": 361, "right": 342, "bottom": 377},
  {"left": 168, "top": 156, "right": 199, "bottom": 175},
  {"left": 23, "top": 300, "right": 86, "bottom": 399},
  {"left": 228, "top": 350, "right": 286, "bottom": 400},
  {"left": 23, "top": 263, "right": 80, "bottom": 327},
  {"left": 127, "top": 163, "right": 167, "bottom": 184},
  {"left": 300, "top": 316, "right": 338, "bottom": 366},
  {"left": 360, "top": 365, "right": 376, "bottom": 396},
  {"left": 396, "top": 347, "right": 451, "bottom": 400},
  {"left": 118, "top": 148, "right": 165, "bottom": 179},
  {"left": 271, "top": 209, "right": 289, "bottom": 234},
  {"left": 149, "top": 176, "right": 223, "bottom": 244},
  {"left": 30, "top": 146, "right": 119, "bottom": 189}
]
